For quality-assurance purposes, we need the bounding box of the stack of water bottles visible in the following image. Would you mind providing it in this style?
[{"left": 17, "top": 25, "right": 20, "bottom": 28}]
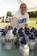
[
  {"left": 18, "top": 28, "right": 29, "bottom": 56},
  {"left": 18, "top": 27, "right": 37, "bottom": 56},
  {"left": 1, "top": 25, "right": 37, "bottom": 56}
]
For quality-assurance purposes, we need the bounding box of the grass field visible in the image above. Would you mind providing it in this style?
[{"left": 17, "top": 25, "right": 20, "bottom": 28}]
[
  {"left": 0, "top": 18, "right": 37, "bottom": 28},
  {"left": 28, "top": 18, "right": 37, "bottom": 28}
]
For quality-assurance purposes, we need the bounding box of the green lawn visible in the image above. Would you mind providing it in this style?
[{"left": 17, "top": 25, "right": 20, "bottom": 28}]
[
  {"left": 0, "top": 18, "right": 37, "bottom": 28},
  {"left": 30, "top": 18, "right": 37, "bottom": 21},
  {"left": 28, "top": 18, "right": 37, "bottom": 28}
]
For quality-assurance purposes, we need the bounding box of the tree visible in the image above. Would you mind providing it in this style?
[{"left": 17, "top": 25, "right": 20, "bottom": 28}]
[{"left": 7, "top": 11, "right": 12, "bottom": 16}]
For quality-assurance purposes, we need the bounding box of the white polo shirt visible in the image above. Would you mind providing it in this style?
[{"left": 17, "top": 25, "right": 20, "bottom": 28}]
[{"left": 12, "top": 11, "right": 29, "bottom": 29}]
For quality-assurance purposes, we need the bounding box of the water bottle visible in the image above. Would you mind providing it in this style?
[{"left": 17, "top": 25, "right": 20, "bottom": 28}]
[
  {"left": 19, "top": 36, "right": 29, "bottom": 56},
  {"left": 29, "top": 33, "right": 36, "bottom": 56}
]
